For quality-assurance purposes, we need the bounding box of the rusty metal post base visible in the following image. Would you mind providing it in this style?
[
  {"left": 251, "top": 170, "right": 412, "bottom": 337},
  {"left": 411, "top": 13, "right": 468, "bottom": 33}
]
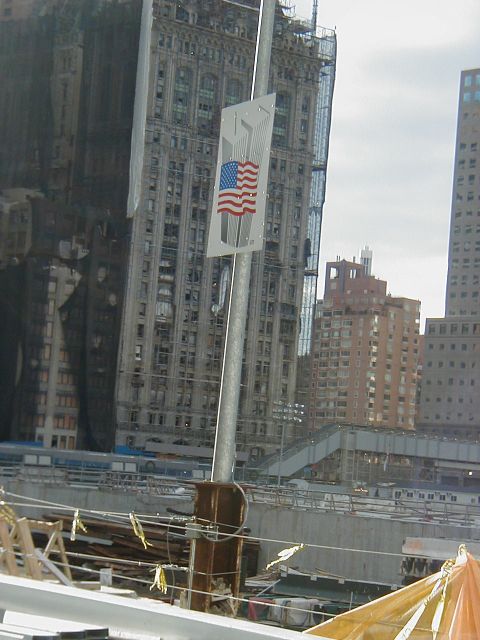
[{"left": 190, "top": 482, "right": 245, "bottom": 613}]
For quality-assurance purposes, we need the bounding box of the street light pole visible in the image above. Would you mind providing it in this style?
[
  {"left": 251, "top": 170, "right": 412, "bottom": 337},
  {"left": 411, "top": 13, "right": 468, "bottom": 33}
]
[
  {"left": 277, "top": 422, "right": 285, "bottom": 489},
  {"left": 189, "top": 2, "right": 276, "bottom": 613},
  {"left": 272, "top": 402, "right": 305, "bottom": 488}
]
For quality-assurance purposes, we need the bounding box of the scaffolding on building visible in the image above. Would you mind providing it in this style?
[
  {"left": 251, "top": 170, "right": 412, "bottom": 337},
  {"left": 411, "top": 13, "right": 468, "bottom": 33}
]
[{"left": 295, "top": 20, "right": 336, "bottom": 428}]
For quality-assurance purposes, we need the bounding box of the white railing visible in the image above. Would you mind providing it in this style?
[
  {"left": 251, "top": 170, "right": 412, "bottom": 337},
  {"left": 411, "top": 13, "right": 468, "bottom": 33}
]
[
  {"left": 246, "top": 485, "right": 480, "bottom": 527},
  {"left": 0, "top": 463, "right": 196, "bottom": 498}
]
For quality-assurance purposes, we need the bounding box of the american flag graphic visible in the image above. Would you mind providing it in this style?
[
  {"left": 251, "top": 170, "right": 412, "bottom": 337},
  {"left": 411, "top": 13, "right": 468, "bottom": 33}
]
[
  {"left": 206, "top": 94, "right": 275, "bottom": 257},
  {"left": 217, "top": 160, "right": 259, "bottom": 217}
]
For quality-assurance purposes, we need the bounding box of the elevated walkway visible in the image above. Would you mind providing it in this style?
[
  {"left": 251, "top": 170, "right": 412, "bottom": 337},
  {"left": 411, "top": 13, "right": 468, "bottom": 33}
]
[{"left": 254, "top": 425, "right": 480, "bottom": 478}]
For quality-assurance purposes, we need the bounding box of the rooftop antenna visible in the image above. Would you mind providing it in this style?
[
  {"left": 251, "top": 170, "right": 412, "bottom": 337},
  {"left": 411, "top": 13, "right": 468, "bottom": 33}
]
[{"left": 311, "top": 0, "right": 318, "bottom": 31}]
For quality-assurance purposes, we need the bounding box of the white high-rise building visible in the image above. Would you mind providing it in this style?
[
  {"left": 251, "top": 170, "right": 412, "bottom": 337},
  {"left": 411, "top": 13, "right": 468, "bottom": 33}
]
[
  {"left": 419, "top": 68, "right": 480, "bottom": 439},
  {"left": 360, "top": 245, "right": 373, "bottom": 276}
]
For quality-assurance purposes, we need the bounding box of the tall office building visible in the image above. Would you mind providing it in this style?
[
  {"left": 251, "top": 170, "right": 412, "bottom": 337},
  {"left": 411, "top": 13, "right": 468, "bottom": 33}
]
[
  {"left": 418, "top": 68, "right": 480, "bottom": 439},
  {"left": 309, "top": 259, "right": 420, "bottom": 430},
  {"left": 0, "top": 0, "right": 336, "bottom": 454},
  {"left": 115, "top": 0, "right": 336, "bottom": 456}
]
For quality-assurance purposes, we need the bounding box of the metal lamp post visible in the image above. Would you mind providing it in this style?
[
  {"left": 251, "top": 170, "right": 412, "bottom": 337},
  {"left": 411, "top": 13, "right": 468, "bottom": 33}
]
[{"left": 272, "top": 402, "right": 305, "bottom": 488}]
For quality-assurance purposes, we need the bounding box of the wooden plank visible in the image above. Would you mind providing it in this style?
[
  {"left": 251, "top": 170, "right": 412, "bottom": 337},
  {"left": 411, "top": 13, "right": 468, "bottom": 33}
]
[
  {"left": 0, "top": 519, "right": 19, "bottom": 576},
  {"left": 43, "top": 527, "right": 72, "bottom": 582},
  {"left": 16, "top": 519, "right": 42, "bottom": 580},
  {"left": 34, "top": 550, "right": 73, "bottom": 587}
]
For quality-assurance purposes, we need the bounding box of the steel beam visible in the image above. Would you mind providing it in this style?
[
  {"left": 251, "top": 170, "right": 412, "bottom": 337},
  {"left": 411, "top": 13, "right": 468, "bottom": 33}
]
[{"left": 0, "top": 575, "right": 328, "bottom": 640}]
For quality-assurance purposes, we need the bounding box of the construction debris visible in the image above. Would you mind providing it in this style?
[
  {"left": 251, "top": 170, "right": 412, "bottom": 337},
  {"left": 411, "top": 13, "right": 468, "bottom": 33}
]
[{"left": 42, "top": 513, "right": 190, "bottom": 596}]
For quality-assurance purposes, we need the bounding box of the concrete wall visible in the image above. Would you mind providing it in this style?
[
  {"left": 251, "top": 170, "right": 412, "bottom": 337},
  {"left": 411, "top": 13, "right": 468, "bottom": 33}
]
[
  {"left": 247, "top": 503, "right": 476, "bottom": 584},
  {"left": 4, "top": 478, "right": 478, "bottom": 585},
  {"left": 4, "top": 478, "right": 193, "bottom": 521}
]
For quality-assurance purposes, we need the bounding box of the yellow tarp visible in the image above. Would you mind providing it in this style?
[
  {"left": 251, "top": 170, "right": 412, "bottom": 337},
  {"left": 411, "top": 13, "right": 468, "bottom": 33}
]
[{"left": 305, "top": 547, "right": 480, "bottom": 639}]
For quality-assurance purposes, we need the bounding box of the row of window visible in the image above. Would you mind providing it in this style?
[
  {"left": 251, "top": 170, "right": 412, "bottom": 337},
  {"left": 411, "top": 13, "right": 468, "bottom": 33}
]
[
  {"left": 422, "top": 413, "right": 477, "bottom": 422},
  {"left": 427, "top": 322, "right": 480, "bottom": 335},
  {"left": 451, "top": 223, "right": 480, "bottom": 235},
  {"left": 455, "top": 191, "right": 479, "bottom": 203},
  {"left": 156, "top": 65, "right": 311, "bottom": 145},
  {"left": 450, "top": 273, "right": 480, "bottom": 285},
  {"left": 459, "top": 142, "right": 478, "bottom": 152},
  {"left": 464, "top": 73, "right": 480, "bottom": 87},
  {"left": 426, "top": 360, "right": 475, "bottom": 369},
  {"left": 423, "top": 393, "right": 475, "bottom": 403},
  {"left": 427, "top": 342, "right": 478, "bottom": 352},
  {"left": 463, "top": 91, "right": 480, "bottom": 103},
  {"left": 457, "top": 159, "right": 477, "bottom": 172},
  {"left": 397, "top": 490, "right": 459, "bottom": 503},
  {"left": 456, "top": 173, "right": 478, "bottom": 185},
  {"left": 158, "top": 31, "right": 251, "bottom": 69},
  {"left": 450, "top": 240, "right": 480, "bottom": 251},
  {"left": 424, "top": 378, "right": 476, "bottom": 387}
]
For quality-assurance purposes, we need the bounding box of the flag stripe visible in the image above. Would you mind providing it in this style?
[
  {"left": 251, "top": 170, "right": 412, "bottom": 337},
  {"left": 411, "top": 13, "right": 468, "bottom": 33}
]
[
  {"left": 218, "top": 199, "right": 257, "bottom": 207},
  {"left": 218, "top": 208, "right": 256, "bottom": 217},
  {"left": 218, "top": 192, "right": 258, "bottom": 199}
]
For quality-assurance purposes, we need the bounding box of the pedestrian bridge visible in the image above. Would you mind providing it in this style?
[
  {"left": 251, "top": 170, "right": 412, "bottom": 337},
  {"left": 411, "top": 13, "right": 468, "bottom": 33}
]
[{"left": 254, "top": 424, "right": 480, "bottom": 479}]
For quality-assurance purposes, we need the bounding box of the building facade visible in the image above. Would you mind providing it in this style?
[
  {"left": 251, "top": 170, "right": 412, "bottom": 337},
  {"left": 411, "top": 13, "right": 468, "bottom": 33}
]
[
  {"left": 115, "top": 0, "right": 336, "bottom": 456},
  {"left": 309, "top": 259, "right": 420, "bottom": 430},
  {"left": 418, "top": 68, "right": 480, "bottom": 439}
]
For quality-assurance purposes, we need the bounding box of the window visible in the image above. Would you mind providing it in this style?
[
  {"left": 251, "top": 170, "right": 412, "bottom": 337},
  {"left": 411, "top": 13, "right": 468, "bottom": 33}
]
[
  {"left": 197, "top": 74, "right": 218, "bottom": 129},
  {"left": 273, "top": 93, "right": 290, "bottom": 147},
  {"left": 173, "top": 68, "right": 192, "bottom": 124},
  {"left": 225, "top": 78, "right": 243, "bottom": 107}
]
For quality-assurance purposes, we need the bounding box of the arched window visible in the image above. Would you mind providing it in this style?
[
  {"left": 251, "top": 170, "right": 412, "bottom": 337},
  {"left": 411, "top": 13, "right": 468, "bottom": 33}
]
[
  {"left": 175, "top": 6, "right": 189, "bottom": 22},
  {"left": 273, "top": 92, "right": 290, "bottom": 148},
  {"left": 197, "top": 74, "right": 218, "bottom": 131},
  {"left": 172, "top": 68, "right": 192, "bottom": 124}
]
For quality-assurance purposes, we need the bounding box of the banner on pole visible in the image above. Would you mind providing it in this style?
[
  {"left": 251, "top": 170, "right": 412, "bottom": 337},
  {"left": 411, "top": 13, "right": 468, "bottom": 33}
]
[{"left": 206, "top": 94, "right": 275, "bottom": 258}]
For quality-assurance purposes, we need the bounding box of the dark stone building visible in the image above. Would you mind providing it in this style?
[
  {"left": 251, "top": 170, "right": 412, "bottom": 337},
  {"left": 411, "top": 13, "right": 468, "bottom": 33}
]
[{"left": 0, "top": 0, "right": 142, "bottom": 449}]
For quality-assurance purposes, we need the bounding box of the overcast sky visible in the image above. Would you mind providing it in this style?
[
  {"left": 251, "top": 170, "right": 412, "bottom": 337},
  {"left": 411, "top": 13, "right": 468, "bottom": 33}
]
[{"left": 294, "top": 0, "right": 480, "bottom": 329}]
